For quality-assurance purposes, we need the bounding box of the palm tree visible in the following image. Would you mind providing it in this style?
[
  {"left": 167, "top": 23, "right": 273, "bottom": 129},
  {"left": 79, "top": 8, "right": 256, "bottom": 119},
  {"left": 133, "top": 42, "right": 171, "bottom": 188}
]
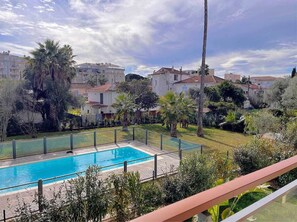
[
  {"left": 179, "top": 93, "right": 196, "bottom": 128},
  {"left": 159, "top": 91, "right": 187, "bottom": 137},
  {"left": 197, "top": 0, "right": 208, "bottom": 137},
  {"left": 112, "top": 93, "right": 135, "bottom": 131},
  {"left": 24, "top": 39, "right": 76, "bottom": 131}
]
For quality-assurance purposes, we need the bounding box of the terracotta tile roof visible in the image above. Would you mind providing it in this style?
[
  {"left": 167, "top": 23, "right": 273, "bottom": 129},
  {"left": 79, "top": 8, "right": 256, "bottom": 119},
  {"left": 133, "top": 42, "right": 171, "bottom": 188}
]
[
  {"left": 150, "top": 67, "right": 190, "bottom": 76},
  {"left": 234, "top": 83, "right": 260, "bottom": 90},
  {"left": 87, "top": 83, "right": 114, "bottom": 92},
  {"left": 250, "top": 76, "right": 282, "bottom": 81},
  {"left": 174, "top": 75, "right": 225, "bottom": 84},
  {"left": 70, "top": 83, "right": 92, "bottom": 90},
  {"left": 86, "top": 101, "right": 108, "bottom": 107}
]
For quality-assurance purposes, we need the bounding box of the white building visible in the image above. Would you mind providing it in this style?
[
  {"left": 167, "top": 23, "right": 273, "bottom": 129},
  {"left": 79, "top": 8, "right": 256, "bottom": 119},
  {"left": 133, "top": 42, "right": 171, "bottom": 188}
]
[
  {"left": 73, "top": 63, "right": 125, "bottom": 85},
  {"left": 250, "top": 76, "right": 283, "bottom": 89},
  {"left": 173, "top": 75, "right": 225, "bottom": 95},
  {"left": 183, "top": 68, "right": 215, "bottom": 76},
  {"left": 0, "top": 51, "right": 27, "bottom": 80},
  {"left": 224, "top": 73, "right": 241, "bottom": 82},
  {"left": 81, "top": 83, "right": 118, "bottom": 123},
  {"left": 150, "top": 67, "right": 190, "bottom": 96}
]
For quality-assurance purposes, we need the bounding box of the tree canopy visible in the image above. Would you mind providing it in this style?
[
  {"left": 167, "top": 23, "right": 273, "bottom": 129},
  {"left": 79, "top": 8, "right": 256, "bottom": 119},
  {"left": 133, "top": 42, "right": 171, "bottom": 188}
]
[
  {"left": 218, "top": 81, "right": 245, "bottom": 107},
  {"left": 24, "top": 39, "right": 77, "bottom": 131}
]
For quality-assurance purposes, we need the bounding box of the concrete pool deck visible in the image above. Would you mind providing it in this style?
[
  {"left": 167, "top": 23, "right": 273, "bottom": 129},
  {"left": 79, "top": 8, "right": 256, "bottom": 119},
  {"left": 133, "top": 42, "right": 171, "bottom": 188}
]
[{"left": 0, "top": 141, "right": 180, "bottom": 219}]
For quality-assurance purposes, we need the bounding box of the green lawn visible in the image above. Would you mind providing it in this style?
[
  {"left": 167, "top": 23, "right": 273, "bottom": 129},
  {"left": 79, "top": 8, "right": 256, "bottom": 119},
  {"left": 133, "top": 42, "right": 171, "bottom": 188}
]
[{"left": 138, "top": 124, "right": 252, "bottom": 155}]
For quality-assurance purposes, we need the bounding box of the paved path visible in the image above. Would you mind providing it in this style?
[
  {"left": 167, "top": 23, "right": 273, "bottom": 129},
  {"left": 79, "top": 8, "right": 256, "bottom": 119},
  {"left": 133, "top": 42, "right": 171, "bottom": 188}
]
[{"left": 0, "top": 141, "right": 180, "bottom": 219}]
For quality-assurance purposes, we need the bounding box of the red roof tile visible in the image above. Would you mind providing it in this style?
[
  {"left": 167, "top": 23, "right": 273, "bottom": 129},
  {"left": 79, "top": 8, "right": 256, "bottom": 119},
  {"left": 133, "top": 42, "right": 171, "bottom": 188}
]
[
  {"left": 87, "top": 83, "right": 114, "bottom": 92},
  {"left": 174, "top": 75, "right": 225, "bottom": 84}
]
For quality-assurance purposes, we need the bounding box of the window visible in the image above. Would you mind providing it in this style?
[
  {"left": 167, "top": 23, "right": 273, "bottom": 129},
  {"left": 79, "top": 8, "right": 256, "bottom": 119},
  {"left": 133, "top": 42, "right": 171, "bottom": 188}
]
[
  {"left": 100, "top": 93, "right": 103, "bottom": 104},
  {"left": 87, "top": 110, "right": 89, "bottom": 114},
  {"left": 174, "top": 74, "right": 178, "bottom": 81}
]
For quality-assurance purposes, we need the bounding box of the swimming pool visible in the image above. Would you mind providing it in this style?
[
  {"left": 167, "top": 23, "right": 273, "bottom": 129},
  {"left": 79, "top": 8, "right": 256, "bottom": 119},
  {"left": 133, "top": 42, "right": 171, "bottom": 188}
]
[{"left": 0, "top": 146, "right": 153, "bottom": 194}]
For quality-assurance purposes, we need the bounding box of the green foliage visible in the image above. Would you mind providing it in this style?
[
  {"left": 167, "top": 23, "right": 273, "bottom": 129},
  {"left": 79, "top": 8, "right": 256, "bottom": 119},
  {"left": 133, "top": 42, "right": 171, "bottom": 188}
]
[
  {"left": 218, "top": 81, "right": 246, "bottom": 107},
  {"left": 233, "top": 138, "right": 275, "bottom": 175},
  {"left": 281, "top": 76, "right": 297, "bottom": 109},
  {"left": 159, "top": 91, "right": 195, "bottom": 137},
  {"left": 0, "top": 80, "right": 20, "bottom": 141},
  {"left": 24, "top": 39, "right": 77, "bottom": 131},
  {"left": 162, "top": 153, "right": 217, "bottom": 204},
  {"left": 244, "top": 111, "right": 281, "bottom": 134},
  {"left": 264, "top": 78, "right": 290, "bottom": 109},
  {"left": 125, "top": 73, "right": 145, "bottom": 82},
  {"left": 112, "top": 93, "right": 135, "bottom": 131},
  {"left": 204, "top": 86, "right": 222, "bottom": 102},
  {"left": 225, "top": 111, "right": 236, "bottom": 123}
]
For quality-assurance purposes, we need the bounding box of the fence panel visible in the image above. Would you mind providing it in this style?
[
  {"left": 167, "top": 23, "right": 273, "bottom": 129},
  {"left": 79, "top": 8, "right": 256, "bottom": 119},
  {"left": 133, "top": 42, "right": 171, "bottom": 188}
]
[
  {"left": 96, "top": 130, "right": 114, "bottom": 146},
  {"left": 116, "top": 129, "right": 133, "bottom": 143},
  {"left": 134, "top": 128, "right": 146, "bottom": 144},
  {"left": 147, "top": 130, "right": 160, "bottom": 148},
  {"left": 73, "top": 132, "right": 94, "bottom": 149},
  {"left": 162, "top": 135, "right": 179, "bottom": 151},
  {"left": 16, "top": 138, "right": 44, "bottom": 158},
  {"left": 0, "top": 141, "right": 12, "bottom": 160},
  {"left": 47, "top": 135, "right": 70, "bottom": 153}
]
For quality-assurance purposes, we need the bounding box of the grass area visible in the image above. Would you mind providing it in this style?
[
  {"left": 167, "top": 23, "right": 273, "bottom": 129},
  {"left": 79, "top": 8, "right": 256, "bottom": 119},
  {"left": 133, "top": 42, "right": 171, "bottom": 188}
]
[
  {"left": 2, "top": 124, "right": 252, "bottom": 157},
  {"left": 139, "top": 124, "right": 252, "bottom": 154}
]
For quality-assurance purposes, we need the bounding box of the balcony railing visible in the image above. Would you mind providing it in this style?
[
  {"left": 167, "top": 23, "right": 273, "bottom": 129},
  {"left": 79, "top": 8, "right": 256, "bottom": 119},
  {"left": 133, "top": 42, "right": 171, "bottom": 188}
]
[{"left": 131, "top": 155, "right": 297, "bottom": 222}]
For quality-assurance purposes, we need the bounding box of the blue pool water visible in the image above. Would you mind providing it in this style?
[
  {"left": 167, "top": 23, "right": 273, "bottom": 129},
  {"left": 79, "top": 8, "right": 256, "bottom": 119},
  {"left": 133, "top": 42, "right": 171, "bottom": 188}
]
[{"left": 0, "top": 146, "right": 152, "bottom": 194}]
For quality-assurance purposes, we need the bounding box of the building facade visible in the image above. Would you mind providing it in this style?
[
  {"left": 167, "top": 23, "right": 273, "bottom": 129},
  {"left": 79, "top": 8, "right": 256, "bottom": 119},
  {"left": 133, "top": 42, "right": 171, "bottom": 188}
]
[
  {"left": 224, "top": 73, "right": 241, "bottom": 82},
  {"left": 0, "top": 51, "right": 27, "bottom": 80},
  {"left": 73, "top": 63, "right": 125, "bottom": 85},
  {"left": 150, "top": 67, "right": 190, "bottom": 96},
  {"left": 250, "top": 76, "right": 282, "bottom": 89},
  {"left": 173, "top": 75, "right": 225, "bottom": 95},
  {"left": 81, "top": 83, "right": 118, "bottom": 124}
]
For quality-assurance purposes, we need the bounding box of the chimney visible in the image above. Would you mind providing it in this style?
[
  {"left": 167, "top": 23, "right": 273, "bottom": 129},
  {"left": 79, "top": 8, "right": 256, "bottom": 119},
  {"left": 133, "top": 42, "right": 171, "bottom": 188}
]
[
  {"left": 180, "top": 66, "right": 182, "bottom": 73},
  {"left": 171, "top": 65, "right": 174, "bottom": 71}
]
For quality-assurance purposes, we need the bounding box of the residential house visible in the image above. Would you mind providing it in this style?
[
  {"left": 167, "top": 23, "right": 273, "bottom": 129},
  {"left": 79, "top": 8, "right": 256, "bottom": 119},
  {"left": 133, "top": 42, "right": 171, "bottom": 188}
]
[
  {"left": 250, "top": 76, "right": 283, "bottom": 89},
  {"left": 150, "top": 67, "right": 190, "bottom": 96},
  {"left": 173, "top": 75, "right": 225, "bottom": 95},
  {"left": 0, "top": 51, "right": 27, "bottom": 80},
  {"left": 70, "top": 83, "right": 92, "bottom": 98},
  {"left": 224, "top": 73, "right": 241, "bottom": 82},
  {"left": 81, "top": 83, "right": 118, "bottom": 124},
  {"left": 73, "top": 63, "right": 125, "bottom": 85}
]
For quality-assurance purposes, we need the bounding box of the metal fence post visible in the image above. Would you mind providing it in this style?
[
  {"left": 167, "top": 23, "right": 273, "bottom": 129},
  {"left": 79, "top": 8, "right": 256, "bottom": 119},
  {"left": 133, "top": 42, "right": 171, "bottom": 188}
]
[
  {"left": 43, "top": 137, "right": 47, "bottom": 154},
  {"left": 114, "top": 129, "right": 117, "bottom": 144},
  {"left": 12, "top": 140, "right": 16, "bottom": 159},
  {"left": 145, "top": 129, "right": 148, "bottom": 145},
  {"left": 160, "top": 134, "right": 163, "bottom": 150},
  {"left": 3, "top": 210, "right": 6, "bottom": 222},
  {"left": 178, "top": 139, "right": 181, "bottom": 150},
  {"left": 201, "top": 145, "right": 203, "bottom": 154},
  {"left": 124, "top": 161, "right": 127, "bottom": 173},
  {"left": 70, "top": 134, "right": 74, "bottom": 150},
  {"left": 154, "top": 154, "right": 157, "bottom": 178},
  {"left": 132, "top": 127, "right": 135, "bottom": 141},
  {"left": 94, "top": 131, "right": 97, "bottom": 148},
  {"left": 38, "top": 179, "right": 43, "bottom": 212},
  {"left": 227, "top": 150, "right": 229, "bottom": 159},
  {"left": 179, "top": 149, "right": 183, "bottom": 160}
]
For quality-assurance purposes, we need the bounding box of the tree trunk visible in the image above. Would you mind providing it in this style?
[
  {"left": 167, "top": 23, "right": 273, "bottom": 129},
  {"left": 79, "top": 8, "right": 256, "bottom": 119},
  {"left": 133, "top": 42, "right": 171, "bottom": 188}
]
[
  {"left": 197, "top": 0, "right": 208, "bottom": 137},
  {"left": 122, "top": 111, "right": 128, "bottom": 131},
  {"left": 170, "top": 122, "right": 177, "bottom": 137}
]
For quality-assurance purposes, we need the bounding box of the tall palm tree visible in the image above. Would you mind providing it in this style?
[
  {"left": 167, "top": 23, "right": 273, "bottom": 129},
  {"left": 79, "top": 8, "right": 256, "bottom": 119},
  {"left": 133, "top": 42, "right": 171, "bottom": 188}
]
[
  {"left": 197, "top": 0, "right": 208, "bottom": 137},
  {"left": 24, "top": 39, "right": 76, "bottom": 131},
  {"left": 112, "top": 93, "right": 135, "bottom": 131}
]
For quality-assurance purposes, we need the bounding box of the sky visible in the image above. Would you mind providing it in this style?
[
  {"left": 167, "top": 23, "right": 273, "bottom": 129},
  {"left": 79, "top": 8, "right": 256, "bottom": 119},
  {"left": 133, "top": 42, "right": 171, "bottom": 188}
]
[{"left": 0, "top": 0, "right": 296, "bottom": 77}]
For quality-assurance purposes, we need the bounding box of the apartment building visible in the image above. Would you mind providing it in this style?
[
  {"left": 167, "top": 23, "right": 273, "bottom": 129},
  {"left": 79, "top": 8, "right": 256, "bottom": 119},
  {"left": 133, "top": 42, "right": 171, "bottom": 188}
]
[
  {"left": 250, "top": 76, "right": 283, "bottom": 89},
  {"left": 73, "top": 63, "right": 125, "bottom": 85},
  {"left": 224, "top": 73, "right": 241, "bottom": 82},
  {"left": 0, "top": 51, "right": 27, "bottom": 80}
]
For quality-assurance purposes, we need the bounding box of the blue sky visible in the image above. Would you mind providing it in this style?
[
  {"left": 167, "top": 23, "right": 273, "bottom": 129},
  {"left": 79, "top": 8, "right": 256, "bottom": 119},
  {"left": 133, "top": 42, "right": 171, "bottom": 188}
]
[{"left": 0, "top": 0, "right": 296, "bottom": 76}]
